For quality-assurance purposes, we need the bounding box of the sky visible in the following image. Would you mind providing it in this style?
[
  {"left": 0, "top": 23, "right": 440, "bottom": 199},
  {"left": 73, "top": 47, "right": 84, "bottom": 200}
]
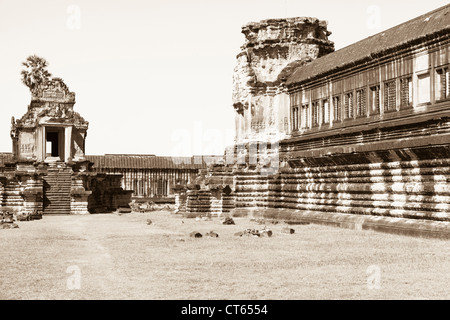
[{"left": 0, "top": 0, "right": 448, "bottom": 156}]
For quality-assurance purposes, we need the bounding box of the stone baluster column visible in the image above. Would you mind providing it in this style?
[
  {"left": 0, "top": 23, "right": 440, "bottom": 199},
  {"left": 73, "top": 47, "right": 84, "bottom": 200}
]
[
  {"left": 172, "top": 184, "right": 187, "bottom": 214},
  {"left": 21, "top": 173, "right": 44, "bottom": 218}
]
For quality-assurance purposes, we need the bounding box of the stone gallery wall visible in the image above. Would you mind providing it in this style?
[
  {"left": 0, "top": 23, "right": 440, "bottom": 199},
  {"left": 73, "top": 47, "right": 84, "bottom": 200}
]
[
  {"left": 225, "top": 6, "right": 450, "bottom": 235},
  {"left": 233, "top": 147, "right": 450, "bottom": 222}
]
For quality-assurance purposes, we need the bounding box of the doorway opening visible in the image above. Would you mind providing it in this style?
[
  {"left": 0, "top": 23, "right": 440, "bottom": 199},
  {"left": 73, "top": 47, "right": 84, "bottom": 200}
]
[{"left": 45, "top": 128, "right": 64, "bottom": 160}]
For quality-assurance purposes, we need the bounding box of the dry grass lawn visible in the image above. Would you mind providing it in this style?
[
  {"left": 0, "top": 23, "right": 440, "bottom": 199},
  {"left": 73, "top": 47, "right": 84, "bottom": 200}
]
[{"left": 0, "top": 211, "right": 448, "bottom": 300}]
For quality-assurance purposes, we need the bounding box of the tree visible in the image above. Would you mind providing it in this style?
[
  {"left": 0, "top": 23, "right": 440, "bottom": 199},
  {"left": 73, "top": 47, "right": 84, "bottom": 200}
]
[{"left": 20, "top": 55, "right": 52, "bottom": 92}]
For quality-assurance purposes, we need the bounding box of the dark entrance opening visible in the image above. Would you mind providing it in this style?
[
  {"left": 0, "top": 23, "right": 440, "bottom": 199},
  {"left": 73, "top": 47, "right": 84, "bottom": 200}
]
[{"left": 46, "top": 131, "right": 59, "bottom": 157}]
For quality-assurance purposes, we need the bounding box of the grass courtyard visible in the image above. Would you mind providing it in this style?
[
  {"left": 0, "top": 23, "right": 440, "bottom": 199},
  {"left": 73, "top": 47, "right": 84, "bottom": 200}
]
[{"left": 0, "top": 210, "right": 448, "bottom": 300}]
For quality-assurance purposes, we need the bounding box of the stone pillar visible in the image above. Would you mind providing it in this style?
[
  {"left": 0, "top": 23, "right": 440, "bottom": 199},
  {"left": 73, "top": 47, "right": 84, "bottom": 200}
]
[
  {"left": 64, "top": 126, "right": 72, "bottom": 162},
  {"left": 36, "top": 126, "right": 45, "bottom": 162},
  {"left": 172, "top": 184, "right": 187, "bottom": 214},
  {"left": 210, "top": 188, "right": 223, "bottom": 217},
  {"left": 21, "top": 174, "right": 43, "bottom": 218},
  {"left": 70, "top": 175, "right": 91, "bottom": 214}
]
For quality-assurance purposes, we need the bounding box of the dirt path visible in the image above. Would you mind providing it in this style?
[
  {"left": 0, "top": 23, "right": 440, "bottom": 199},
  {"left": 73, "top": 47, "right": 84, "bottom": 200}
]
[{"left": 0, "top": 211, "right": 448, "bottom": 300}]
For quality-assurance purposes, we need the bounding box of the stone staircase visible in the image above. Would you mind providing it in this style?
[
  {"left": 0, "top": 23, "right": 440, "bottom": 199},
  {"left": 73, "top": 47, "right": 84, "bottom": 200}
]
[
  {"left": 186, "top": 190, "right": 212, "bottom": 215},
  {"left": 43, "top": 164, "right": 72, "bottom": 214},
  {"left": 1, "top": 180, "right": 24, "bottom": 211}
]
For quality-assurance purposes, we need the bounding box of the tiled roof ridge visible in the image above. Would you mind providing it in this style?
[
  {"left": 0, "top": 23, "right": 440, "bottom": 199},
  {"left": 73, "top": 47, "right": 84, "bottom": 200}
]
[{"left": 286, "top": 3, "right": 450, "bottom": 86}]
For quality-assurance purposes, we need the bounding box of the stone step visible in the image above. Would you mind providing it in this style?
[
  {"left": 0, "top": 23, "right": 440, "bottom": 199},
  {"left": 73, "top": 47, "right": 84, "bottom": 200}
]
[
  {"left": 45, "top": 200, "right": 71, "bottom": 203},
  {"left": 45, "top": 208, "right": 71, "bottom": 212},
  {"left": 44, "top": 182, "right": 71, "bottom": 185},
  {"left": 45, "top": 202, "right": 70, "bottom": 205},
  {"left": 44, "top": 211, "right": 71, "bottom": 214},
  {"left": 44, "top": 176, "right": 72, "bottom": 179},
  {"left": 1, "top": 203, "right": 24, "bottom": 207},
  {"left": 45, "top": 196, "right": 70, "bottom": 200},
  {"left": 44, "top": 203, "right": 71, "bottom": 207},
  {"left": 45, "top": 174, "right": 72, "bottom": 177},
  {"left": 45, "top": 203, "right": 71, "bottom": 208},
  {"left": 44, "top": 177, "right": 72, "bottom": 181},
  {"left": 47, "top": 181, "right": 72, "bottom": 187},
  {"left": 3, "top": 188, "right": 22, "bottom": 192},
  {"left": 45, "top": 190, "right": 72, "bottom": 194},
  {"left": 2, "top": 191, "right": 22, "bottom": 195}
]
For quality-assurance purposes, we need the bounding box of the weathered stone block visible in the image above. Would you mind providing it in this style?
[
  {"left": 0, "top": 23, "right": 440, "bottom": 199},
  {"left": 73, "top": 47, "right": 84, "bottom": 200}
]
[
  {"left": 222, "top": 217, "right": 235, "bottom": 225},
  {"left": 205, "top": 231, "right": 219, "bottom": 238},
  {"left": 189, "top": 231, "right": 202, "bottom": 238},
  {"left": 281, "top": 227, "right": 295, "bottom": 234}
]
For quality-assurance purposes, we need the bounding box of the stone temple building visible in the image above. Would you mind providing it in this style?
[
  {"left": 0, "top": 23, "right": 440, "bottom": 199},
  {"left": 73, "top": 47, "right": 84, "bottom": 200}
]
[
  {"left": 177, "top": 4, "right": 450, "bottom": 237},
  {"left": 0, "top": 73, "right": 221, "bottom": 217},
  {"left": 0, "top": 77, "right": 135, "bottom": 217},
  {"left": 0, "top": 76, "right": 218, "bottom": 216},
  {"left": 1, "top": 4, "right": 449, "bottom": 238},
  {"left": 0, "top": 78, "right": 215, "bottom": 217}
]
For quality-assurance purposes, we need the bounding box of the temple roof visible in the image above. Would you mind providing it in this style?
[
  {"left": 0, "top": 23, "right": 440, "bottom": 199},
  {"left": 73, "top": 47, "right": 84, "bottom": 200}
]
[
  {"left": 85, "top": 154, "right": 222, "bottom": 170},
  {"left": 286, "top": 4, "right": 450, "bottom": 87},
  {"left": 31, "top": 77, "right": 75, "bottom": 103},
  {"left": 0, "top": 152, "right": 222, "bottom": 170}
]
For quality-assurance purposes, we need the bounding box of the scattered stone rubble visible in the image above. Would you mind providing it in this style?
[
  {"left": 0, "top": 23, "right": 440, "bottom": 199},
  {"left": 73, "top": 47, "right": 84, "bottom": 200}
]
[
  {"left": 281, "top": 227, "right": 295, "bottom": 234},
  {"left": 234, "top": 227, "right": 272, "bottom": 237},
  {"left": 222, "top": 217, "right": 235, "bottom": 225},
  {"left": 189, "top": 231, "right": 203, "bottom": 238},
  {"left": 15, "top": 209, "right": 42, "bottom": 221},
  {"left": 1, "top": 211, "right": 19, "bottom": 229},
  {"left": 189, "top": 231, "right": 219, "bottom": 238},
  {"left": 251, "top": 218, "right": 279, "bottom": 225},
  {"left": 205, "top": 231, "right": 219, "bottom": 238},
  {"left": 129, "top": 201, "right": 174, "bottom": 213}
]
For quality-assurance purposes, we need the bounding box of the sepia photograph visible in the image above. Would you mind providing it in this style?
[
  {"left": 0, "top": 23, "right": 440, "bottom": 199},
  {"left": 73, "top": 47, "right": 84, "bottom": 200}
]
[{"left": 0, "top": 0, "right": 449, "bottom": 306}]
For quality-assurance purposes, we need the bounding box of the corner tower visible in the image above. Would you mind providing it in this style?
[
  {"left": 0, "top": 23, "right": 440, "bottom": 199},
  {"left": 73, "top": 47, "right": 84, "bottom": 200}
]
[{"left": 232, "top": 17, "right": 334, "bottom": 144}]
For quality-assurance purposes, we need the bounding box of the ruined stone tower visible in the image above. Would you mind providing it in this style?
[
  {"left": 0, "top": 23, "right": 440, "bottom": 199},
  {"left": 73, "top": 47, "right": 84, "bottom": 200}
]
[
  {"left": 175, "top": 17, "right": 335, "bottom": 217},
  {"left": 3, "top": 77, "right": 132, "bottom": 217},
  {"left": 227, "top": 17, "right": 334, "bottom": 214},
  {"left": 232, "top": 17, "right": 334, "bottom": 144}
]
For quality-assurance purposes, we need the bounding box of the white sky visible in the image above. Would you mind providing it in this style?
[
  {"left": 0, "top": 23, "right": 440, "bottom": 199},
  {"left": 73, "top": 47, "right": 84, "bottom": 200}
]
[{"left": 0, "top": 0, "right": 448, "bottom": 156}]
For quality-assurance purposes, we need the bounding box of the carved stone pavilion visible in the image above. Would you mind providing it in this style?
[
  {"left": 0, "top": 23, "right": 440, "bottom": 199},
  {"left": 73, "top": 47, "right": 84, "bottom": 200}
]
[{"left": 3, "top": 77, "right": 132, "bottom": 217}]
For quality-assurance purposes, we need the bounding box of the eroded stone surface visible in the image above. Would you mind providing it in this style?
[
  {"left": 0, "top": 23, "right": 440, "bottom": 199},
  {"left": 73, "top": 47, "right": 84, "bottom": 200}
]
[{"left": 232, "top": 17, "right": 334, "bottom": 144}]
